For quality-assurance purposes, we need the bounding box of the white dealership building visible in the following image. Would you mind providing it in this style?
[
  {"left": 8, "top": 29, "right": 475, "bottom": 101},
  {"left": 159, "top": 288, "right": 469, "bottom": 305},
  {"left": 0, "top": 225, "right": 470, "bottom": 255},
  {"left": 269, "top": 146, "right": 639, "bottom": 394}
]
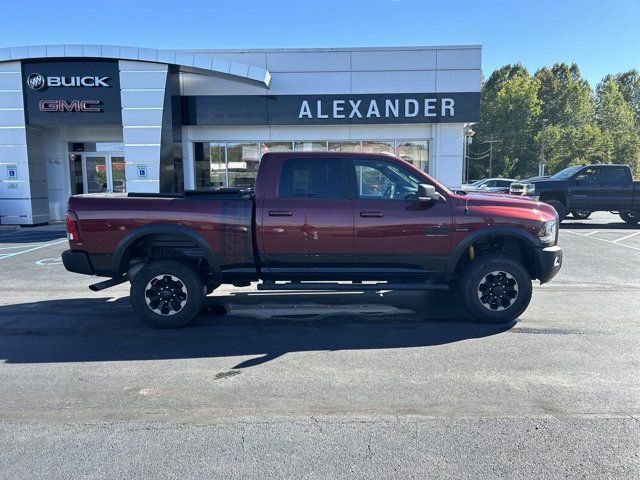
[{"left": 0, "top": 44, "right": 481, "bottom": 224}]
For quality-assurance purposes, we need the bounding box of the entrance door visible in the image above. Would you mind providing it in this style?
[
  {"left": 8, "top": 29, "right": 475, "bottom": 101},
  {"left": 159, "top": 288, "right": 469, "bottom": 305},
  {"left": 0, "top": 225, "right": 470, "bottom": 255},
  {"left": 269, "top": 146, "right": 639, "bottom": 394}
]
[
  {"left": 82, "top": 154, "right": 126, "bottom": 193},
  {"left": 110, "top": 156, "right": 126, "bottom": 192}
]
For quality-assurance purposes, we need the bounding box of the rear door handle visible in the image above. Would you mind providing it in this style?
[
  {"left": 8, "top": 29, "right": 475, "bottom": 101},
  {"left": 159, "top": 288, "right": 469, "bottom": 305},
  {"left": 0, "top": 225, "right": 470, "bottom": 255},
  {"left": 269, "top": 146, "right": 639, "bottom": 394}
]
[
  {"left": 360, "top": 211, "right": 384, "bottom": 218},
  {"left": 268, "top": 210, "right": 292, "bottom": 217}
]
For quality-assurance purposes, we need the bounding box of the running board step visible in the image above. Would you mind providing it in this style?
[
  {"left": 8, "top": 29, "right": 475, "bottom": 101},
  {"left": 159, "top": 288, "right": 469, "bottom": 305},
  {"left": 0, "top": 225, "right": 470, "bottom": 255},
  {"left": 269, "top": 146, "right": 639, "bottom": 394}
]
[{"left": 257, "top": 282, "right": 449, "bottom": 292}]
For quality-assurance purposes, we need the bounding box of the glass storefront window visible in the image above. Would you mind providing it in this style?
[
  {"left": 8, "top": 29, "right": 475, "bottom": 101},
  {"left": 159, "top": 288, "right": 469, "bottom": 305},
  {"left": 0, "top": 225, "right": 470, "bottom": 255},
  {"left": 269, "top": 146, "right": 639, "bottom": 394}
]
[
  {"left": 208, "top": 143, "right": 226, "bottom": 188},
  {"left": 294, "top": 141, "right": 327, "bottom": 152},
  {"left": 328, "top": 141, "right": 361, "bottom": 152},
  {"left": 68, "top": 142, "right": 124, "bottom": 153},
  {"left": 193, "top": 139, "right": 429, "bottom": 190},
  {"left": 396, "top": 140, "right": 429, "bottom": 172},
  {"left": 227, "top": 142, "right": 259, "bottom": 188},
  {"left": 261, "top": 142, "right": 293, "bottom": 156},
  {"left": 194, "top": 142, "right": 226, "bottom": 189},
  {"left": 361, "top": 140, "right": 394, "bottom": 155}
]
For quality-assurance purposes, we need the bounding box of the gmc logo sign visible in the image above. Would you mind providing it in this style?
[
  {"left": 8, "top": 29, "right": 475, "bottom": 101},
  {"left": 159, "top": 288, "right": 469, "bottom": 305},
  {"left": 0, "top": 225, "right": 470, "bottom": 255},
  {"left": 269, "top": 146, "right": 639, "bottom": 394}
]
[{"left": 38, "top": 100, "right": 102, "bottom": 112}]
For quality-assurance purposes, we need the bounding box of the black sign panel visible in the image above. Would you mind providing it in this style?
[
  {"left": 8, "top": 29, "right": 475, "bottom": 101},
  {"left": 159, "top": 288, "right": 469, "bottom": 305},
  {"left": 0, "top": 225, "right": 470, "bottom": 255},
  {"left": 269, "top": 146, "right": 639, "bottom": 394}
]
[
  {"left": 22, "top": 60, "right": 122, "bottom": 125},
  {"left": 182, "top": 92, "right": 480, "bottom": 126}
]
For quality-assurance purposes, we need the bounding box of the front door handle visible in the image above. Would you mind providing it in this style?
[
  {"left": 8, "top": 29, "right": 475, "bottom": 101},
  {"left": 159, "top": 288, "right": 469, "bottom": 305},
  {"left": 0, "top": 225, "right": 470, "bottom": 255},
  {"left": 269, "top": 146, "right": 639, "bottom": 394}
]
[
  {"left": 360, "top": 211, "right": 384, "bottom": 218},
  {"left": 269, "top": 210, "right": 292, "bottom": 217}
]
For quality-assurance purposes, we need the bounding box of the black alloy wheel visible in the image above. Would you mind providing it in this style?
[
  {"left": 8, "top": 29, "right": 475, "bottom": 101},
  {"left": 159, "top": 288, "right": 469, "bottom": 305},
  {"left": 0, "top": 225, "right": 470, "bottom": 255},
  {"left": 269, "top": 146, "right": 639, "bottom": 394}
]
[
  {"left": 458, "top": 254, "right": 533, "bottom": 324},
  {"left": 130, "top": 259, "right": 204, "bottom": 328},
  {"left": 571, "top": 210, "right": 592, "bottom": 220},
  {"left": 620, "top": 211, "right": 640, "bottom": 225}
]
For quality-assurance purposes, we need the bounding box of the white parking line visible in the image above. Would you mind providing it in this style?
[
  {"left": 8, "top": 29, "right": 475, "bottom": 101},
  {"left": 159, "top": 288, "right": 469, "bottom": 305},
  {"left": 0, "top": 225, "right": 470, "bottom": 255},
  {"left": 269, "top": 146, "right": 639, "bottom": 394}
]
[
  {"left": 612, "top": 231, "right": 640, "bottom": 243},
  {"left": 0, "top": 244, "right": 48, "bottom": 251},
  {"left": 582, "top": 231, "right": 599, "bottom": 236},
  {"left": 564, "top": 230, "right": 640, "bottom": 252},
  {"left": 0, "top": 239, "right": 68, "bottom": 260}
]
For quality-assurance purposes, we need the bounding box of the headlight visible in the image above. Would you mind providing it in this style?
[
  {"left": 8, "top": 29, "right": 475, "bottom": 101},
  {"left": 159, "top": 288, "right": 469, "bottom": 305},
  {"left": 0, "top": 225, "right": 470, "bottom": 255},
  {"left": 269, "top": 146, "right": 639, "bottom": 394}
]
[
  {"left": 538, "top": 219, "right": 557, "bottom": 244},
  {"left": 509, "top": 183, "right": 536, "bottom": 195}
]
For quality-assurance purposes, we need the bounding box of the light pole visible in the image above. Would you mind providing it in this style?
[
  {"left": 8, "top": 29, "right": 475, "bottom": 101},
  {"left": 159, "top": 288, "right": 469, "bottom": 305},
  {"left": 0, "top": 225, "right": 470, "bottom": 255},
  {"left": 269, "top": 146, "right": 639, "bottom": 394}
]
[
  {"left": 539, "top": 118, "right": 548, "bottom": 177},
  {"left": 463, "top": 125, "right": 475, "bottom": 183}
]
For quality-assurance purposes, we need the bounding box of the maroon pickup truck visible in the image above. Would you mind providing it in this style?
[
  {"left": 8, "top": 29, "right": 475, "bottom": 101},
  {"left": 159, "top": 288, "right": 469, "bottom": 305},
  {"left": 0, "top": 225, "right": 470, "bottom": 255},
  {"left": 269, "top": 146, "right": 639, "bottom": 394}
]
[{"left": 63, "top": 152, "right": 562, "bottom": 328}]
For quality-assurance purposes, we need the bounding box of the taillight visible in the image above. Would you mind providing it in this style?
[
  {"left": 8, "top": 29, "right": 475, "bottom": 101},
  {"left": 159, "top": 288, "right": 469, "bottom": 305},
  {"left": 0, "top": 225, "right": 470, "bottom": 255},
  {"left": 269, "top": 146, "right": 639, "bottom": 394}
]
[{"left": 66, "top": 211, "right": 82, "bottom": 242}]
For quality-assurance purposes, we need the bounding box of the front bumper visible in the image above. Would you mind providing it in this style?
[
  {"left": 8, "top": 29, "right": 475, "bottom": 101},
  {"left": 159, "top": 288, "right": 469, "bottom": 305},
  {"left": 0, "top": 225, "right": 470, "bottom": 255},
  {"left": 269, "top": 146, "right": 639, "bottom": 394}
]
[
  {"left": 61, "top": 249, "right": 94, "bottom": 275},
  {"left": 534, "top": 245, "right": 562, "bottom": 283}
]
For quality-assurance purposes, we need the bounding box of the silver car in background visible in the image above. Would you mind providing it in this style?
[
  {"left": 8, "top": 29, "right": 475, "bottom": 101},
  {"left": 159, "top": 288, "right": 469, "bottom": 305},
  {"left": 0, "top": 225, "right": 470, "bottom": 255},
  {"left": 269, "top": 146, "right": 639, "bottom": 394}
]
[{"left": 460, "top": 178, "right": 516, "bottom": 193}]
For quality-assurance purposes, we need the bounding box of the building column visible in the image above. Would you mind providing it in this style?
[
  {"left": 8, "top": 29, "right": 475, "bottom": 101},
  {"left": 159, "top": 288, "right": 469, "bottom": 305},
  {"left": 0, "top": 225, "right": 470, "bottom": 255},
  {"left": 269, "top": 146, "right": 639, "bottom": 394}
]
[
  {"left": 432, "top": 124, "right": 464, "bottom": 188},
  {"left": 0, "top": 61, "right": 49, "bottom": 225},
  {"left": 119, "top": 60, "right": 168, "bottom": 193}
]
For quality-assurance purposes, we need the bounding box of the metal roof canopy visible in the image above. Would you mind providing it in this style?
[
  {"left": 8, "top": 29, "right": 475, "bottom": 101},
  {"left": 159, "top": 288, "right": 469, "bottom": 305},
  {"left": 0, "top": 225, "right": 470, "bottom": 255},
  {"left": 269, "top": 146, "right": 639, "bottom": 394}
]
[{"left": 0, "top": 44, "right": 271, "bottom": 87}]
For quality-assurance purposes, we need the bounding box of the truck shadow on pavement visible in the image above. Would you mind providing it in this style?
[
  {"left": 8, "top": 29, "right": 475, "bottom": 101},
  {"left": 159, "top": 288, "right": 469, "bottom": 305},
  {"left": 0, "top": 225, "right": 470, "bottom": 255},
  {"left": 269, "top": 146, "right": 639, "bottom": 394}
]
[
  {"left": 0, "top": 230, "right": 67, "bottom": 243},
  {"left": 0, "top": 291, "right": 514, "bottom": 369},
  {"left": 560, "top": 220, "right": 639, "bottom": 230}
]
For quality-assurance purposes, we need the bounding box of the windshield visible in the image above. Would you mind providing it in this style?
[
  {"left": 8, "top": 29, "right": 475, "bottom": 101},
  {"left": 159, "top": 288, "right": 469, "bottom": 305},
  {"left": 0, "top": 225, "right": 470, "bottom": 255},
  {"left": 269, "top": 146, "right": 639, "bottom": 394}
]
[{"left": 551, "top": 165, "right": 583, "bottom": 180}]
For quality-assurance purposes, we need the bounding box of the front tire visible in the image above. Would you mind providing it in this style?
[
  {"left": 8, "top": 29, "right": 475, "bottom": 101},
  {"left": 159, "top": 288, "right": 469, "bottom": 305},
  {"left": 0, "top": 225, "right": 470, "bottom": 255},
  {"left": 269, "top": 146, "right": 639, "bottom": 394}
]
[
  {"left": 458, "top": 254, "right": 533, "bottom": 324},
  {"left": 571, "top": 210, "right": 592, "bottom": 219},
  {"left": 545, "top": 200, "right": 567, "bottom": 222},
  {"left": 620, "top": 211, "right": 639, "bottom": 225},
  {"left": 130, "top": 260, "right": 204, "bottom": 328}
]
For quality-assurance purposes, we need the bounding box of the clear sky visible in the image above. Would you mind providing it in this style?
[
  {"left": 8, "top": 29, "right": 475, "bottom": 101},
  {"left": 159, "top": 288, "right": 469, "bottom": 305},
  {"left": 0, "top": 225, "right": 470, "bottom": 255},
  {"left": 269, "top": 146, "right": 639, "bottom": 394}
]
[{"left": 1, "top": 0, "right": 638, "bottom": 86}]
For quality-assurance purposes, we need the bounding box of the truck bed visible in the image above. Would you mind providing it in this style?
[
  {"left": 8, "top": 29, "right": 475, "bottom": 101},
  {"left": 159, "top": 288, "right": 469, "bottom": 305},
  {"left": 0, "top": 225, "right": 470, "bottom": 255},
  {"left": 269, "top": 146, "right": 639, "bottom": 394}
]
[{"left": 68, "top": 192, "right": 255, "bottom": 277}]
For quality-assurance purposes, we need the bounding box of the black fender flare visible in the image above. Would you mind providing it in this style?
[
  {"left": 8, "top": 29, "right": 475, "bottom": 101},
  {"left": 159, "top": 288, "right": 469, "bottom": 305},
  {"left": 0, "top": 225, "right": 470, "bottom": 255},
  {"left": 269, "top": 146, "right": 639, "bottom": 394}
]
[
  {"left": 539, "top": 190, "right": 569, "bottom": 209},
  {"left": 111, "top": 224, "right": 222, "bottom": 281},
  {"left": 444, "top": 226, "right": 541, "bottom": 280}
]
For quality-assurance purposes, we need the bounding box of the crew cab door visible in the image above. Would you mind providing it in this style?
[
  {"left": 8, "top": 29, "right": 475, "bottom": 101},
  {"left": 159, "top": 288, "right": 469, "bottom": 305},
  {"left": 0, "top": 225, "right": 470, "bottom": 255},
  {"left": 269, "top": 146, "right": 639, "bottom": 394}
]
[
  {"left": 350, "top": 157, "right": 452, "bottom": 280},
  {"left": 568, "top": 166, "right": 608, "bottom": 210},
  {"left": 258, "top": 156, "right": 353, "bottom": 278},
  {"left": 602, "top": 166, "right": 634, "bottom": 209}
]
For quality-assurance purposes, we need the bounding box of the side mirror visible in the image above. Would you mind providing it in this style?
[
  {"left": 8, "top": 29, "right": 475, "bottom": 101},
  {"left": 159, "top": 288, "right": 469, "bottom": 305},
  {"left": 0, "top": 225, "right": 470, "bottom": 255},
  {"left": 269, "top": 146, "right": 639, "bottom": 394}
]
[{"left": 417, "top": 184, "right": 443, "bottom": 202}]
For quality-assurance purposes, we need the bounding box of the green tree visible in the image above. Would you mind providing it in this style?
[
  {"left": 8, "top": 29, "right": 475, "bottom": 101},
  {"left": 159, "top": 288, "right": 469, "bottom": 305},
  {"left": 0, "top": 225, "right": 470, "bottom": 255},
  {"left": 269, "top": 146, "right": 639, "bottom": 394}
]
[
  {"left": 603, "top": 70, "right": 640, "bottom": 125},
  {"left": 595, "top": 77, "right": 640, "bottom": 174},
  {"left": 537, "top": 123, "right": 605, "bottom": 173},
  {"left": 534, "top": 63, "right": 595, "bottom": 126},
  {"left": 470, "top": 64, "right": 541, "bottom": 178}
]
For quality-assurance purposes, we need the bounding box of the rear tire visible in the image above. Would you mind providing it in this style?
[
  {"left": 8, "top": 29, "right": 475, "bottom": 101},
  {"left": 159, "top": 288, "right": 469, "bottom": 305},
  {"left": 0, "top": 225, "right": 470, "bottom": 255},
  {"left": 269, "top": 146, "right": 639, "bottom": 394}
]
[
  {"left": 571, "top": 210, "right": 592, "bottom": 219},
  {"left": 458, "top": 254, "right": 532, "bottom": 324},
  {"left": 544, "top": 199, "right": 567, "bottom": 222},
  {"left": 620, "top": 211, "right": 640, "bottom": 225},
  {"left": 130, "top": 259, "right": 204, "bottom": 329}
]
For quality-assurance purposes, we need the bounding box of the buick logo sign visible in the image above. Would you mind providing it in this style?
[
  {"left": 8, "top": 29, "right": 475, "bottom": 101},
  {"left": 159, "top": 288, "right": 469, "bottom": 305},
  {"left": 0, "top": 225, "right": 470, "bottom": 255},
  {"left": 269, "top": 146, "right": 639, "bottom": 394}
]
[
  {"left": 25, "top": 73, "right": 111, "bottom": 90},
  {"left": 27, "top": 73, "right": 47, "bottom": 91}
]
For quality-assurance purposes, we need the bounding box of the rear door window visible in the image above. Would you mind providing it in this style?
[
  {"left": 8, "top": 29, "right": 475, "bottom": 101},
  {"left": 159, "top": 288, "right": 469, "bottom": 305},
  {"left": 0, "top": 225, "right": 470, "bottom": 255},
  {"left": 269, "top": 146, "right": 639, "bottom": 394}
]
[
  {"left": 278, "top": 158, "right": 346, "bottom": 198},
  {"left": 605, "top": 167, "right": 629, "bottom": 186}
]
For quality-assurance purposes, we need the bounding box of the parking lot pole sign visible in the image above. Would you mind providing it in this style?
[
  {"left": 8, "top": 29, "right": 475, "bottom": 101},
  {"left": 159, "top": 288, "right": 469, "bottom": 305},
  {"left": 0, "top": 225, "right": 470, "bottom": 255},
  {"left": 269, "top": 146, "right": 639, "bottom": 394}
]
[
  {"left": 137, "top": 164, "right": 147, "bottom": 180},
  {"left": 6, "top": 164, "right": 17, "bottom": 181}
]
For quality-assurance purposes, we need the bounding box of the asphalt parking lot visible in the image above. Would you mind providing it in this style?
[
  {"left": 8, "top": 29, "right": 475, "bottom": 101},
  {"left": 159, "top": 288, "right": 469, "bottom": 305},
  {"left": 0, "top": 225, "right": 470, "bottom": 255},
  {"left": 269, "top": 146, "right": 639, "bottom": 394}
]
[{"left": 0, "top": 211, "right": 638, "bottom": 479}]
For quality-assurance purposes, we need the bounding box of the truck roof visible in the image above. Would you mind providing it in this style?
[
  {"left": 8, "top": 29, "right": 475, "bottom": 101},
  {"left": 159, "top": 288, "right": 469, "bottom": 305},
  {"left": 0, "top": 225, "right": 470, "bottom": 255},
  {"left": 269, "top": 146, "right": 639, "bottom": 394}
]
[{"left": 261, "top": 151, "right": 400, "bottom": 161}]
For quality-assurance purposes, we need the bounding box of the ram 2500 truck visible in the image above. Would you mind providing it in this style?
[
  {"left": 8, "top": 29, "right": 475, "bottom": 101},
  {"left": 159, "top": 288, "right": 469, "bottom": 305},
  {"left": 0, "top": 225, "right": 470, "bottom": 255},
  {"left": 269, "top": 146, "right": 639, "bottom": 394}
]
[
  {"left": 63, "top": 152, "right": 562, "bottom": 328},
  {"left": 510, "top": 164, "right": 640, "bottom": 223}
]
